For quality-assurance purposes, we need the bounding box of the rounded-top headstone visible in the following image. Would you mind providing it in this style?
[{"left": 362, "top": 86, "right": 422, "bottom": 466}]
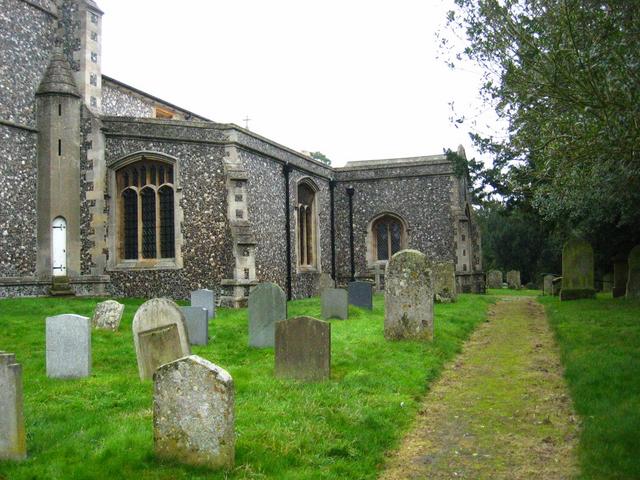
[
  {"left": 384, "top": 249, "right": 434, "bottom": 340},
  {"left": 626, "top": 245, "right": 640, "bottom": 299},
  {"left": 560, "top": 238, "right": 595, "bottom": 300},
  {"left": 248, "top": 282, "right": 287, "bottom": 348},
  {"left": 132, "top": 298, "right": 191, "bottom": 380}
]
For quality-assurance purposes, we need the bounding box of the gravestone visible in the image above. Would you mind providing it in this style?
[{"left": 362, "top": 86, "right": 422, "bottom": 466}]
[
  {"left": 552, "top": 277, "right": 562, "bottom": 296},
  {"left": 601, "top": 273, "right": 613, "bottom": 293},
  {"left": 613, "top": 256, "right": 628, "bottom": 298},
  {"left": 384, "top": 249, "right": 434, "bottom": 340},
  {"left": 248, "top": 282, "right": 287, "bottom": 348},
  {"left": 180, "top": 307, "right": 209, "bottom": 346},
  {"left": 0, "top": 352, "right": 26, "bottom": 461},
  {"left": 318, "top": 273, "right": 335, "bottom": 293},
  {"left": 133, "top": 298, "right": 191, "bottom": 380},
  {"left": 275, "top": 316, "right": 330, "bottom": 381},
  {"left": 543, "top": 275, "right": 555, "bottom": 295},
  {"left": 348, "top": 281, "right": 373, "bottom": 309},
  {"left": 191, "top": 289, "right": 216, "bottom": 319},
  {"left": 373, "top": 263, "right": 385, "bottom": 292},
  {"left": 560, "top": 238, "right": 596, "bottom": 300},
  {"left": 321, "top": 288, "right": 348, "bottom": 320},
  {"left": 626, "top": 245, "right": 640, "bottom": 299},
  {"left": 432, "top": 261, "right": 457, "bottom": 303},
  {"left": 92, "top": 300, "right": 124, "bottom": 331},
  {"left": 506, "top": 270, "right": 521, "bottom": 289},
  {"left": 154, "top": 355, "right": 234, "bottom": 469},
  {"left": 46, "top": 314, "right": 91, "bottom": 378},
  {"left": 486, "top": 270, "right": 503, "bottom": 289}
]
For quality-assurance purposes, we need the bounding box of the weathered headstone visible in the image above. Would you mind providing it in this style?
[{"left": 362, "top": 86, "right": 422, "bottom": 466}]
[
  {"left": 248, "top": 282, "right": 287, "bottom": 348},
  {"left": 133, "top": 298, "right": 191, "bottom": 380},
  {"left": 543, "top": 275, "right": 555, "bottom": 295},
  {"left": 486, "top": 270, "right": 503, "bottom": 289},
  {"left": 552, "top": 277, "right": 562, "bottom": 296},
  {"left": 180, "top": 306, "right": 209, "bottom": 346},
  {"left": 506, "top": 270, "right": 521, "bottom": 289},
  {"left": 275, "top": 316, "right": 330, "bottom": 381},
  {"left": 626, "top": 245, "right": 640, "bottom": 299},
  {"left": 373, "top": 263, "right": 385, "bottom": 292},
  {"left": 191, "top": 289, "right": 216, "bottom": 319},
  {"left": 321, "top": 288, "right": 348, "bottom": 320},
  {"left": 46, "top": 314, "right": 91, "bottom": 379},
  {"left": 560, "top": 238, "right": 596, "bottom": 300},
  {"left": 154, "top": 355, "right": 234, "bottom": 469},
  {"left": 601, "top": 273, "right": 613, "bottom": 293},
  {"left": 348, "top": 281, "right": 373, "bottom": 309},
  {"left": 92, "top": 300, "right": 125, "bottom": 331},
  {"left": 613, "top": 255, "right": 628, "bottom": 298},
  {"left": 318, "top": 273, "right": 335, "bottom": 293},
  {"left": 0, "top": 352, "right": 26, "bottom": 461},
  {"left": 384, "top": 249, "right": 434, "bottom": 340},
  {"left": 432, "top": 261, "right": 457, "bottom": 303}
]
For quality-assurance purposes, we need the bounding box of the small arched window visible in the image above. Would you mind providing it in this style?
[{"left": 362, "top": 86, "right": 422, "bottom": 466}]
[
  {"left": 297, "top": 181, "right": 317, "bottom": 268},
  {"left": 117, "top": 160, "right": 175, "bottom": 261},
  {"left": 373, "top": 215, "right": 405, "bottom": 261}
]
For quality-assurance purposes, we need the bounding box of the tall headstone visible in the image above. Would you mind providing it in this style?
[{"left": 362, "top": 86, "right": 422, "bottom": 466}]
[
  {"left": 46, "top": 314, "right": 91, "bottom": 378},
  {"left": 552, "top": 277, "right": 562, "bottom": 296},
  {"left": 0, "top": 352, "right": 26, "bottom": 461},
  {"left": 348, "top": 281, "right": 373, "bottom": 309},
  {"left": 601, "top": 273, "right": 613, "bottom": 293},
  {"left": 560, "top": 238, "right": 596, "bottom": 300},
  {"left": 613, "top": 255, "right": 628, "bottom": 298},
  {"left": 432, "top": 261, "right": 457, "bottom": 303},
  {"left": 92, "top": 300, "right": 125, "bottom": 331},
  {"left": 275, "top": 317, "right": 330, "bottom": 381},
  {"left": 180, "top": 306, "right": 209, "bottom": 346},
  {"left": 321, "top": 288, "right": 348, "bottom": 320},
  {"left": 506, "top": 270, "right": 521, "bottom": 289},
  {"left": 543, "top": 275, "right": 555, "bottom": 295},
  {"left": 133, "top": 298, "right": 191, "bottom": 380},
  {"left": 486, "top": 270, "right": 503, "bottom": 289},
  {"left": 384, "top": 249, "right": 434, "bottom": 340},
  {"left": 373, "top": 263, "right": 385, "bottom": 292},
  {"left": 248, "top": 282, "right": 287, "bottom": 348},
  {"left": 154, "top": 355, "right": 234, "bottom": 469},
  {"left": 191, "top": 289, "right": 216, "bottom": 319},
  {"left": 626, "top": 245, "right": 640, "bottom": 299}
]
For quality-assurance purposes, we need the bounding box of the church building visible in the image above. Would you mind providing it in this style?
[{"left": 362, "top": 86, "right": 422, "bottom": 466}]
[{"left": 0, "top": 0, "right": 484, "bottom": 305}]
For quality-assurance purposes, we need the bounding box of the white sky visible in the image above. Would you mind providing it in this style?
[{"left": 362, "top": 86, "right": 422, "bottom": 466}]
[{"left": 99, "top": 0, "right": 496, "bottom": 167}]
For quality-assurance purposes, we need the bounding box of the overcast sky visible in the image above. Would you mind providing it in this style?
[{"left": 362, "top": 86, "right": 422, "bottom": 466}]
[{"left": 99, "top": 0, "right": 496, "bottom": 167}]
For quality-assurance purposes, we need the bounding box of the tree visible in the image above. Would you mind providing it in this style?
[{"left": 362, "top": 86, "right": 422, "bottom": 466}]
[
  {"left": 309, "top": 151, "right": 331, "bottom": 166},
  {"left": 444, "top": 0, "right": 640, "bottom": 257}
]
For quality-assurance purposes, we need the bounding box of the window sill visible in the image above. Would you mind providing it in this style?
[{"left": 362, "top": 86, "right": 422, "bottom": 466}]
[
  {"left": 108, "top": 259, "right": 182, "bottom": 271},
  {"left": 296, "top": 266, "right": 320, "bottom": 274}
]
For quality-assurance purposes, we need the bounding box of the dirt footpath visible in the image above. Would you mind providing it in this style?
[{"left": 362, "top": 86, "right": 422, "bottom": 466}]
[{"left": 379, "top": 297, "right": 579, "bottom": 480}]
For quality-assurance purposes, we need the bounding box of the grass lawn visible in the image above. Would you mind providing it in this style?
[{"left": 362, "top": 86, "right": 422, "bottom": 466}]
[
  {"left": 486, "top": 288, "right": 541, "bottom": 296},
  {"left": 539, "top": 294, "right": 640, "bottom": 479},
  {"left": 0, "top": 293, "right": 494, "bottom": 480}
]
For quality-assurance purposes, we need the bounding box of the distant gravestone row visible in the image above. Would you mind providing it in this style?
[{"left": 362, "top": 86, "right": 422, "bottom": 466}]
[{"left": 486, "top": 270, "right": 503, "bottom": 289}]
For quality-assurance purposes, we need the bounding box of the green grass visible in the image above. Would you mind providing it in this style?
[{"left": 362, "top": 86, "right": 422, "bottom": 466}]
[
  {"left": 486, "top": 288, "right": 541, "bottom": 296},
  {"left": 0, "top": 293, "right": 493, "bottom": 479},
  {"left": 539, "top": 294, "right": 640, "bottom": 479}
]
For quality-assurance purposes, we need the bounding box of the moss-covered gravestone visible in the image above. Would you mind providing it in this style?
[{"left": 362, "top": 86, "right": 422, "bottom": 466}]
[
  {"left": 432, "top": 261, "right": 457, "bottom": 303},
  {"left": 543, "top": 275, "right": 554, "bottom": 295},
  {"left": 626, "top": 245, "right": 640, "bottom": 299},
  {"left": 560, "top": 239, "right": 595, "bottom": 300},
  {"left": 486, "top": 270, "right": 503, "bottom": 289},
  {"left": 613, "top": 255, "right": 628, "bottom": 298},
  {"left": 506, "top": 270, "right": 521, "bottom": 289}
]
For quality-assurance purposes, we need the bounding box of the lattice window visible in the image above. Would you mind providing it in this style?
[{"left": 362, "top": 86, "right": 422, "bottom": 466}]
[
  {"left": 122, "top": 189, "right": 138, "bottom": 259},
  {"left": 373, "top": 215, "right": 405, "bottom": 262},
  {"left": 297, "top": 182, "right": 317, "bottom": 268},
  {"left": 141, "top": 188, "right": 156, "bottom": 258},
  {"left": 159, "top": 186, "right": 175, "bottom": 258}
]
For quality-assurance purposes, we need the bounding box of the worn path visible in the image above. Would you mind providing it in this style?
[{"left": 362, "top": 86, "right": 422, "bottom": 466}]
[{"left": 380, "top": 297, "right": 579, "bottom": 479}]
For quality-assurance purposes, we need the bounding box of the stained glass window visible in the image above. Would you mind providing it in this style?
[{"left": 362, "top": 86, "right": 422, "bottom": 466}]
[
  {"left": 159, "top": 186, "right": 175, "bottom": 258},
  {"left": 122, "top": 189, "right": 138, "bottom": 259},
  {"left": 373, "top": 215, "right": 405, "bottom": 262},
  {"left": 141, "top": 188, "right": 156, "bottom": 258}
]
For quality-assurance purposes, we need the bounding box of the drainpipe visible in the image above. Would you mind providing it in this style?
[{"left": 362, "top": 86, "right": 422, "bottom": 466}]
[
  {"left": 346, "top": 186, "right": 355, "bottom": 281},
  {"left": 283, "top": 163, "right": 293, "bottom": 300},
  {"left": 329, "top": 180, "right": 336, "bottom": 281}
]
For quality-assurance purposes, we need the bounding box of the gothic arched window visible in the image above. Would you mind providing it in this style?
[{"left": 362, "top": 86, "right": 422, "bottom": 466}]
[
  {"left": 117, "top": 160, "right": 176, "bottom": 261},
  {"left": 372, "top": 215, "right": 405, "bottom": 261},
  {"left": 297, "top": 181, "right": 317, "bottom": 268}
]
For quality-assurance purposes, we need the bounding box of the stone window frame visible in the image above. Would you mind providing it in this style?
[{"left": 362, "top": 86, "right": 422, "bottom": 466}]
[
  {"left": 366, "top": 212, "right": 409, "bottom": 268},
  {"left": 107, "top": 151, "right": 184, "bottom": 271},
  {"left": 294, "top": 177, "right": 322, "bottom": 273}
]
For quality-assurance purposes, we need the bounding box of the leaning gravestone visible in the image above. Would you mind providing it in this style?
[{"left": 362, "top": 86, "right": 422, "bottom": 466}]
[
  {"left": 154, "top": 355, "right": 234, "bottom": 469},
  {"left": 180, "top": 307, "right": 209, "bottom": 346},
  {"left": 560, "top": 238, "right": 596, "bottom": 300},
  {"left": 506, "top": 270, "right": 521, "bottom": 289},
  {"left": 613, "top": 255, "right": 628, "bottom": 298},
  {"left": 133, "top": 298, "right": 191, "bottom": 380},
  {"left": 348, "top": 281, "right": 373, "bottom": 309},
  {"left": 0, "top": 352, "right": 26, "bottom": 461},
  {"left": 46, "top": 314, "right": 91, "bottom": 378},
  {"left": 92, "top": 300, "right": 124, "bottom": 331},
  {"left": 275, "top": 316, "right": 330, "bottom": 381},
  {"left": 321, "top": 288, "right": 348, "bottom": 320},
  {"left": 191, "top": 289, "right": 216, "bottom": 319},
  {"left": 543, "top": 275, "right": 555, "bottom": 295},
  {"left": 384, "top": 249, "right": 434, "bottom": 340},
  {"left": 248, "top": 282, "right": 287, "bottom": 348},
  {"left": 432, "top": 261, "right": 457, "bottom": 303},
  {"left": 626, "top": 245, "right": 640, "bottom": 299},
  {"left": 486, "top": 270, "right": 503, "bottom": 289}
]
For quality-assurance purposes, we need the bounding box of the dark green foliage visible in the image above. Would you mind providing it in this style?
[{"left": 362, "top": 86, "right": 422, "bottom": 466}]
[{"left": 309, "top": 151, "right": 331, "bottom": 166}]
